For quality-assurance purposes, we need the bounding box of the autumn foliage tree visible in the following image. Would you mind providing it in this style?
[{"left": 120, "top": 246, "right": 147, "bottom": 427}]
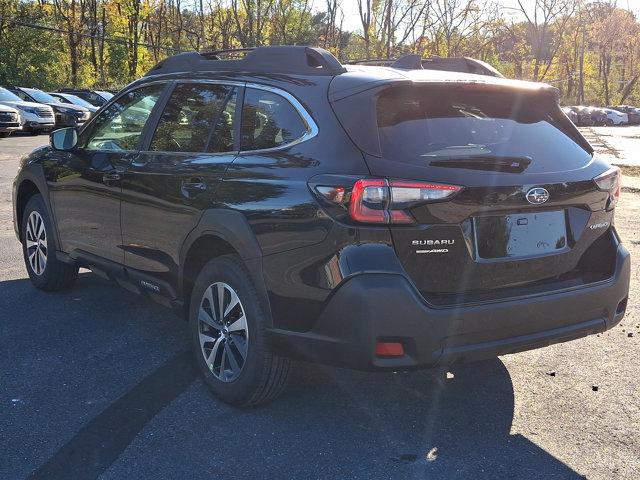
[{"left": 1, "top": 0, "right": 640, "bottom": 105}]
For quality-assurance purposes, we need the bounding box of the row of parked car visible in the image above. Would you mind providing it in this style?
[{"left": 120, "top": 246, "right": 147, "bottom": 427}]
[
  {"left": 0, "top": 87, "right": 114, "bottom": 138},
  {"left": 561, "top": 105, "right": 640, "bottom": 126}
]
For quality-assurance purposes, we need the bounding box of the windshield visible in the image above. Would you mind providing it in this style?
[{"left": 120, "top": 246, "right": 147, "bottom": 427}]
[
  {"left": 63, "top": 94, "right": 94, "bottom": 108},
  {"left": 96, "top": 91, "right": 114, "bottom": 100},
  {"left": 376, "top": 86, "right": 591, "bottom": 171},
  {"left": 23, "top": 88, "right": 58, "bottom": 104},
  {"left": 0, "top": 87, "right": 23, "bottom": 102}
]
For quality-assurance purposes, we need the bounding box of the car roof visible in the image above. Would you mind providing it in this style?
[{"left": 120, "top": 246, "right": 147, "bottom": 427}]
[
  {"left": 142, "top": 49, "right": 556, "bottom": 97},
  {"left": 138, "top": 47, "right": 558, "bottom": 106}
]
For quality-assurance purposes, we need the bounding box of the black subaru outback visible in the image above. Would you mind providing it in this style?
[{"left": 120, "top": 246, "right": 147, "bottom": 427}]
[{"left": 12, "top": 46, "right": 630, "bottom": 406}]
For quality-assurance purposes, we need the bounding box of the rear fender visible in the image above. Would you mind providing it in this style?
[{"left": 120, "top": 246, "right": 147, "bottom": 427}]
[{"left": 179, "top": 209, "right": 273, "bottom": 326}]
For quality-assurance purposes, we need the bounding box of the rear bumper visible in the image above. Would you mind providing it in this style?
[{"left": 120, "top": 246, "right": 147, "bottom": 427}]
[{"left": 269, "top": 244, "right": 630, "bottom": 371}]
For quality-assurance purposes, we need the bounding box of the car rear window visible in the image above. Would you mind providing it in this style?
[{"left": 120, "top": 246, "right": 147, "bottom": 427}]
[{"left": 375, "top": 85, "right": 591, "bottom": 171}]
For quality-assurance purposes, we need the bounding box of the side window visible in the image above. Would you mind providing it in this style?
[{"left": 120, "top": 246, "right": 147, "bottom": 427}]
[
  {"left": 81, "top": 84, "right": 164, "bottom": 151},
  {"left": 240, "top": 88, "right": 307, "bottom": 151},
  {"left": 13, "top": 90, "right": 29, "bottom": 101},
  {"left": 150, "top": 83, "right": 237, "bottom": 153}
]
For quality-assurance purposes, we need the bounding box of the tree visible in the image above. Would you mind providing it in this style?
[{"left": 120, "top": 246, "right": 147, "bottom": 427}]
[
  {"left": 52, "top": 0, "right": 89, "bottom": 86},
  {"left": 514, "top": 0, "right": 576, "bottom": 81}
]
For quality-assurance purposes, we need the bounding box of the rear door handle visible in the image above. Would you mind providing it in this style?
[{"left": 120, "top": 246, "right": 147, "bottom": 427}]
[
  {"left": 181, "top": 178, "right": 208, "bottom": 192},
  {"left": 103, "top": 172, "right": 122, "bottom": 184}
]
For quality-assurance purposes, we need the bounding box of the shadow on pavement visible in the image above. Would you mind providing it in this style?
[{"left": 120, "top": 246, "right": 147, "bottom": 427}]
[{"left": 1, "top": 273, "right": 583, "bottom": 479}]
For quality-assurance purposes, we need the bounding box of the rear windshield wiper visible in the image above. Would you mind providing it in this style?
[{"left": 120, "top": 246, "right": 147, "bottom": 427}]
[{"left": 429, "top": 155, "right": 532, "bottom": 173}]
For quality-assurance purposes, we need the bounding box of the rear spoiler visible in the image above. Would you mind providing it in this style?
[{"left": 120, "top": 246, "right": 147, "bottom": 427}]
[{"left": 329, "top": 72, "right": 559, "bottom": 103}]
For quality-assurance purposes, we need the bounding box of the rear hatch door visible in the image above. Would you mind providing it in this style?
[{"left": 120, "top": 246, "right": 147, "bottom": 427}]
[{"left": 331, "top": 80, "right": 616, "bottom": 303}]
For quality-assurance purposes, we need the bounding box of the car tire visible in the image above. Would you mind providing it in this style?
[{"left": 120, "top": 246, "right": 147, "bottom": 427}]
[
  {"left": 606, "top": 119, "right": 614, "bottom": 126},
  {"left": 0, "top": 132, "right": 10, "bottom": 138},
  {"left": 21, "top": 194, "right": 78, "bottom": 291},
  {"left": 189, "top": 255, "right": 291, "bottom": 406}
]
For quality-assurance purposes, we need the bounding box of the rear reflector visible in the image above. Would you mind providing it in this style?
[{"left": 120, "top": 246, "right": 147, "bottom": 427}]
[{"left": 375, "top": 341, "right": 404, "bottom": 357}]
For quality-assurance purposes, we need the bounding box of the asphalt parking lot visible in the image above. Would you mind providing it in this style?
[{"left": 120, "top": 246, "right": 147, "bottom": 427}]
[{"left": 1, "top": 132, "right": 639, "bottom": 479}]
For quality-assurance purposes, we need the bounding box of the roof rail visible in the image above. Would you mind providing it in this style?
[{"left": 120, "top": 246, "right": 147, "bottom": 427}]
[
  {"left": 391, "top": 54, "right": 422, "bottom": 70},
  {"left": 146, "top": 46, "right": 346, "bottom": 77},
  {"left": 349, "top": 59, "right": 394, "bottom": 66},
  {"left": 347, "top": 56, "right": 424, "bottom": 68},
  {"left": 200, "top": 48, "right": 255, "bottom": 60},
  {"left": 348, "top": 55, "right": 503, "bottom": 77}
]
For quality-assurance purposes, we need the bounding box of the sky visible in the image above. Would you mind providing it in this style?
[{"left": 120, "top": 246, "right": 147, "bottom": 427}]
[{"left": 334, "top": 0, "right": 640, "bottom": 33}]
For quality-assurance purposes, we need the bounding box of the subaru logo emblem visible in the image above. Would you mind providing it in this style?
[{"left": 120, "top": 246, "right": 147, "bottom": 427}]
[{"left": 526, "top": 187, "right": 550, "bottom": 205}]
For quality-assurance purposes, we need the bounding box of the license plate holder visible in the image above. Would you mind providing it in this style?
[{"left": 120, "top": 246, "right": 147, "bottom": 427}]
[{"left": 474, "top": 210, "right": 568, "bottom": 259}]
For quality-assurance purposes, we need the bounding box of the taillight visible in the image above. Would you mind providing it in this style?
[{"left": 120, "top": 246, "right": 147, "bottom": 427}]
[
  {"left": 594, "top": 167, "right": 621, "bottom": 209},
  {"left": 349, "top": 179, "right": 389, "bottom": 223},
  {"left": 316, "top": 178, "right": 462, "bottom": 224}
]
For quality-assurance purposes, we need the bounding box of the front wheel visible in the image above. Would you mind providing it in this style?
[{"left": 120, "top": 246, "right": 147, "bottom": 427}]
[
  {"left": 21, "top": 194, "right": 78, "bottom": 290},
  {"left": 189, "top": 255, "right": 291, "bottom": 406}
]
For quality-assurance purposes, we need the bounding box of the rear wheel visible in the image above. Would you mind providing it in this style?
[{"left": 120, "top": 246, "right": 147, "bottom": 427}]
[
  {"left": 189, "top": 255, "right": 291, "bottom": 406},
  {"left": 21, "top": 195, "right": 78, "bottom": 290},
  {"left": 0, "top": 132, "right": 10, "bottom": 138}
]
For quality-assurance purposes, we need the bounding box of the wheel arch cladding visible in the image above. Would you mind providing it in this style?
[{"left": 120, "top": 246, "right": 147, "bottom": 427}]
[
  {"left": 182, "top": 235, "right": 238, "bottom": 308},
  {"left": 179, "top": 209, "right": 272, "bottom": 326},
  {"left": 16, "top": 179, "right": 41, "bottom": 240}
]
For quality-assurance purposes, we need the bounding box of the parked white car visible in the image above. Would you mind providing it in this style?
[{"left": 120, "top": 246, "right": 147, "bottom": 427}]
[
  {"left": 0, "top": 87, "right": 55, "bottom": 134},
  {"left": 0, "top": 104, "right": 22, "bottom": 137},
  {"left": 602, "top": 108, "right": 628, "bottom": 126}
]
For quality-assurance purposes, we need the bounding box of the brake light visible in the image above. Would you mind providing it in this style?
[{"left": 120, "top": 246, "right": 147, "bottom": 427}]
[
  {"left": 594, "top": 167, "right": 621, "bottom": 209},
  {"left": 349, "top": 179, "right": 388, "bottom": 223},
  {"left": 319, "top": 178, "right": 462, "bottom": 224}
]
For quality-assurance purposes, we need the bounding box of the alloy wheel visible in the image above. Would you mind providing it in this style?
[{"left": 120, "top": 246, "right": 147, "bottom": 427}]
[
  {"left": 198, "top": 282, "right": 249, "bottom": 382},
  {"left": 25, "top": 211, "right": 47, "bottom": 276}
]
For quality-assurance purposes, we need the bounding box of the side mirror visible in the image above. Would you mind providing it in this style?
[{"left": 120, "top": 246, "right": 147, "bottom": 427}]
[{"left": 50, "top": 127, "right": 78, "bottom": 151}]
